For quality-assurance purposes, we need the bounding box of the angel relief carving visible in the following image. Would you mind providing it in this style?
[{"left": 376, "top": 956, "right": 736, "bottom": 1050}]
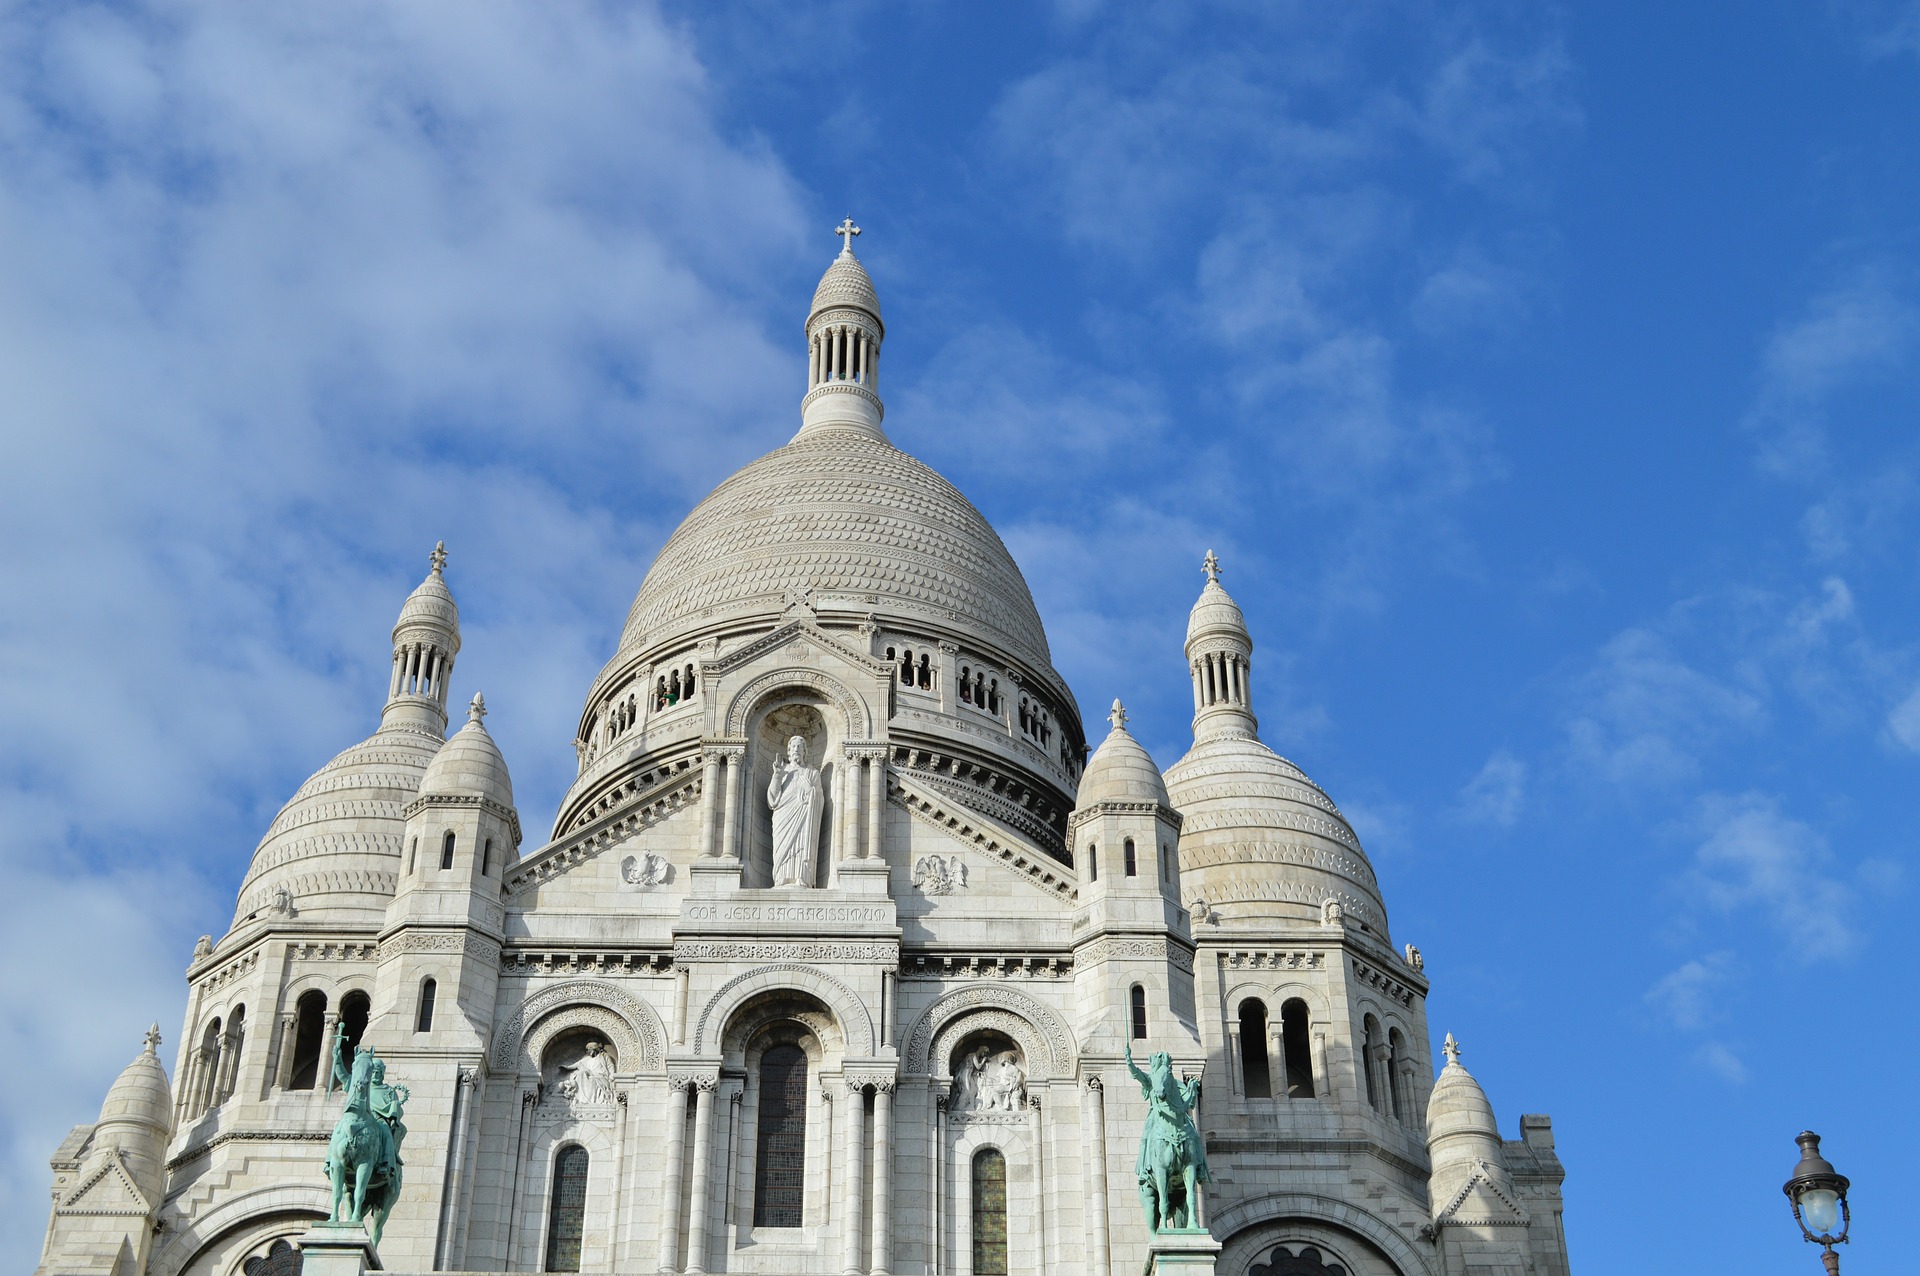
[
  {"left": 621, "top": 851, "right": 670, "bottom": 890},
  {"left": 912, "top": 853, "right": 967, "bottom": 895},
  {"left": 949, "top": 1043, "right": 1025, "bottom": 1115}
]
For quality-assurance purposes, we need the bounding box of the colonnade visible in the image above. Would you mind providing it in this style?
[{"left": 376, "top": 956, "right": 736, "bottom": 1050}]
[
  {"left": 810, "top": 323, "right": 880, "bottom": 390},
  {"left": 1190, "top": 647, "right": 1249, "bottom": 711},
  {"left": 697, "top": 740, "right": 891, "bottom": 867}
]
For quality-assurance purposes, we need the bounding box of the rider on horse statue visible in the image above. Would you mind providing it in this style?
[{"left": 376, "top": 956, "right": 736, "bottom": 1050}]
[
  {"left": 325, "top": 1033, "right": 410, "bottom": 1247},
  {"left": 1125, "top": 1040, "right": 1211, "bottom": 1233}
]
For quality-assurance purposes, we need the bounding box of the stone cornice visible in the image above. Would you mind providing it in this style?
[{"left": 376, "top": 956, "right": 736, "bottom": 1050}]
[{"left": 401, "top": 792, "right": 524, "bottom": 846}]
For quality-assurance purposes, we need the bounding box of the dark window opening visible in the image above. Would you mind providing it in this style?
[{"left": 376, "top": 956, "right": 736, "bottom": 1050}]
[
  {"left": 972, "top": 1148, "right": 1009, "bottom": 1276},
  {"left": 1129, "top": 985, "right": 1148, "bottom": 1040},
  {"left": 544, "top": 1144, "right": 589, "bottom": 1272},
  {"left": 1239, "top": 1000, "right": 1272, "bottom": 1098},
  {"left": 1281, "top": 999, "right": 1315, "bottom": 1098},
  {"left": 288, "top": 990, "right": 328, "bottom": 1090},
  {"left": 440, "top": 830, "right": 456, "bottom": 870},
  {"left": 416, "top": 979, "right": 437, "bottom": 1033},
  {"left": 1123, "top": 838, "right": 1137, "bottom": 877},
  {"left": 753, "top": 1043, "right": 809, "bottom": 1227}
]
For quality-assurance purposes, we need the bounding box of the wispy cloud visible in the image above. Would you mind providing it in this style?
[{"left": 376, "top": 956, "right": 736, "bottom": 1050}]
[
  {"left": 1645, "top": 951, "right": 1736, "bottom": 1032},
  {"left": 1685, "top": 792, "right": 1862, "bottom": 959},
  {"left": 1455, "top": 749, "right": 1527, "bottom": 827}
]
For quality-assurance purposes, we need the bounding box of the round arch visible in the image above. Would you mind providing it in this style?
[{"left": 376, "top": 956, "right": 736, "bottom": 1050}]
[
  {"left": 150, "top": 1184, "right": 330, "bottom": 1276},
  {"left": 903, "top": 983, "right": 1073, "bottom": 1079},
  {"left": 1211, "top": 1193, "right": 1433, "bottom": 1276},
  {"left": 694, "top": 964, "right": 875, "bottom": 1056},
  {"left": 490, "top": 979, "right": 666, "bottom": 1076},
  {"left": 724, "top": 666, "right": 872, "bottom": 738}
]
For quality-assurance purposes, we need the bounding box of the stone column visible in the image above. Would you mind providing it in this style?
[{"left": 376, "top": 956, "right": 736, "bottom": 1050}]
[
  {"left": 930, "top": 1089, "right": 946, "bottom": 1276},
  {"left": 1312, "top": 1027, "right": 1333, "bottom": 1106},
  {"left": 838, "top": 747, "right": 862, "bottom": 863},
  {"left": 937, "top": 642, "right": 958, "bottom": 713},
  {"left": 1028, "top": 1094, "right": 1048, "bottom": 1273},
  {"left": 1225, "top": 1021, "right": 1243, "bottom": 1097},
  {"left": 436, "top": 1066, "right": 479, "bottom": 1271},
  {"left": 842, "top": 1081, "right": 867, "bottom": 1275},
  {"left": 719, "top": 749, "right": 744, "bottom": 861},
  {"left": 865, "top": 751, "right": 885, "bottom": 860},
  {"left": 272, "top": 1013, "right": 299, "bottom": 1091},
  {"left": 658, "top": 1080, "right": 692, "bottom": 1273},
  {"left": 686, "top": 1077, "right": 718, "bottom": 1273},
  {"left": 1369, "top": 1041, "right": 1391, "bottom": 1116},
  {"left": 321, "top": 1012, "right": 343, "bottom": 1092},
  {"left": 603, "top": 1091, "right": 630, "bottom": 1274},
  {"left": 699, "top": 750, "right": 723, "bottom": 857},
  {"left": 870, "top": 1081, "right": 894, "bottom": 1275},
  {"left": 1083, "top": 1076, "right": 1110, "bottom": 1276},
  {"left": 1267, "top": 1024, "right": 1284, "bottom": 1099}
]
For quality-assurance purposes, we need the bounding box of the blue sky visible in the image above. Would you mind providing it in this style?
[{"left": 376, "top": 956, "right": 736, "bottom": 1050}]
[{"left": 1, "top": 3, "right": 1915, "bottom": 1272}]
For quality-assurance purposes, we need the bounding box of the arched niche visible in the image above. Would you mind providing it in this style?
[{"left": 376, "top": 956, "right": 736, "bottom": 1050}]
[
  {"left": 1211, "top": 1195, "right": 1427, "bottom": 1276},
  {"left": 696, "top": 965, "right": 873, "bottom": 1057},
  {"left": 743, "top": 692, "right": 841, "bottom": 889},
  {"left": 944, "top": 1028, "right": 1028, "bottom": 1116},
  {"left": 490, "top": 979, "right": 666, "bottom": 1077},
  {"left": 905, "top": 984, "right": 1071, "bottom": 1081}
]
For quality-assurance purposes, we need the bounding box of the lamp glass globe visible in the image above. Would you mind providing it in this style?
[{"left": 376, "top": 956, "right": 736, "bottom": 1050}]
[{"left": 1800, "top": 1187, "right": 1840, "bottom": 1234}]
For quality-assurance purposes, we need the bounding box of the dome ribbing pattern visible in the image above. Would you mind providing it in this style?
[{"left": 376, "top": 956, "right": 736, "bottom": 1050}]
[{"left": 618, "top": 430, "right": 1055, "bottom": 676}]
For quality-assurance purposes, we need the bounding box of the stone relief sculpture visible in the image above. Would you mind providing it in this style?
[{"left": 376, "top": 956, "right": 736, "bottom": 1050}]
[
  {"left": 1404, "top": 943, "right": 1423, "bottom": 971},
  {"left": 621, "top": 851, "right": 670, "bottom": 889},
  {"left": 912, "top": 853, "right": 968, "bottom": 895},
  {"left": 950, "top": 1044, "right": 1026, "bottom": 1114},
  {"left": 767, "top": 734, "right": 822, "bottom": 887},
  {"left": 269, "top": 885, "right": 295, "bottom": 918},
  {"left": 1125, "top": 1041, "right": 1209, "bottom": 1232},
  {"left": 556, "top": 1040, "right": 616, "bottom": 1106},
  {"left": 1321, "top": 898, "right": 1343, "bottom": 926}
]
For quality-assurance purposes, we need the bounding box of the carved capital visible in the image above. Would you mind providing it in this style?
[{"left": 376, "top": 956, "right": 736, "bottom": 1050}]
[
  {"left": 1085, "top": 1075, "right": 1104, "bottom": 1093},
  {"left": 938, "top": 641, "right": 958, "bottom": 655},
  {"left": 457, "top": 1066, "right": 479, "bottom": 1089},
  {"left": 874, "top": 1078, "right": 897, "bottom": 1095}
]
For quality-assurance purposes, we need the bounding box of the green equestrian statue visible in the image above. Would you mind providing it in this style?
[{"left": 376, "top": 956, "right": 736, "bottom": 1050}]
[
  {"left": 324, "top": 1033, "right": 409, "bottom": 1247},
  {"left": 1125, "top": 1041, "right": 1211, "bottom": 1232}
]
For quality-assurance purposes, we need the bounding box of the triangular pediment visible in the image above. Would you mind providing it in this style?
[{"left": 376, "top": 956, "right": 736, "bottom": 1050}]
[
  {"left": 894, "top": 770, "right": 1076, "bottom": 902},
  {"left": 58, "top": 1151, "right": 150, "bottom": 1214},
  {"left": 706, "top": 617, "right": 893, "bottom": 682},
  {"left": 1437, "top": 1159, "right": 1529, "bottom": 1226}
]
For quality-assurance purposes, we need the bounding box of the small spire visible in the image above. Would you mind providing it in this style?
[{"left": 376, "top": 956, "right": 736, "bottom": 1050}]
[
  {"left": 1202, "top": 548, "right": 1221, "bottom": 583},
  {"left": 143, "top": 1023, "right": 162, "bottom": 1055},
  {"left": 835, "top": 216, "right": 861, "bottom": 255},
  {"left": 469, "top": 692, "right": 487, "bottom": 724},
  {"left": 429, "top": 540, "right": 448, "bottom": 576},
  {"left": 1109, "top": 698, "right": 1128, "bottom": 731},
  {"left": 1442, "top": 1033, "right": 1461, "bottom": 1066}
]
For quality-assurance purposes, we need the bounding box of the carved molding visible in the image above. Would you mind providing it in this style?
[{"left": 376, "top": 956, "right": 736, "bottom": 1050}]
[
  {"left": 1075, "top": 935, "right": 1196, "bottom": 973},
  {"left": 490, "top": 979, "right": 667, "bottom": 1075},
  {"left": 380, "top": 930, "right": 500, "bottom": 964},
  {"left": 902, "top": 983, "right": 1072, "bottom": 1079},
  {"left": 675, "top": 940, "right": 899, "bottom": 964},
  {"left": 722, "top": 664, "right": 873, "bottom": 738},
  {"left": 692, "top": 963, "right": 876, "bottom": 1056}
]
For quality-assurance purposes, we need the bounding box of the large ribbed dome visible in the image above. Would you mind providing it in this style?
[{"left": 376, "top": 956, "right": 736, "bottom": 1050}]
[{"left": 618, "top": 429, "right": 1054, "bottom": 673}]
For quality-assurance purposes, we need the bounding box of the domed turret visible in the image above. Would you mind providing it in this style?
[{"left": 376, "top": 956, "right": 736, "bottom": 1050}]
[
  {"left": 93, "top": 1025, "right": 171, "bottom": 1196},
  {"left": 800, "top": 218, "right": 887, "bottom": 438},
  {"left": 232, "top": 545, "right": 459, "bottom": 927},
  {"left": 421, "top": 693, "right": 514, "bottom": 808},
  {"left": 1077, "top": 699, "right": 1170, "bottom": 808},
  {"left": 1165, "top": 552, "right": 1388, "bottom": 935},
  {"left": 1426, "top": 1033, "right": 1522, "bottom": 1225}
]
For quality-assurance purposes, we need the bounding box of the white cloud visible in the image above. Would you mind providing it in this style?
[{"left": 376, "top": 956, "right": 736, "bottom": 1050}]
[
  {"left": 1888, "top": 682, "right": 1920, "bottom": 751},
  {"left": 1455, "top": 749, "right": 1527, "bottom": 827},
  {"left": 1686, "top": 793, "right": 1859, "bottom": 960},
  {"left": 1645, "top": 951, "right": 1736, "bottom": 1032},
  {"left": 1693, "top": 1041, "right": 1749, "bottom": 1085}
]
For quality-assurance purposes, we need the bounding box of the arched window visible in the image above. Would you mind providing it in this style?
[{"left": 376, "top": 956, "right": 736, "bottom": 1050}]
[
  {"left": 1387, "top": 1028, "right": 1407, "bottom": 1122},
  {"left": 971, "top": 1147, "right": 1009, "bottom": 1276},
  {"left": 482, "top": 837, "right": 493, "bottom": 876},
  {"left": 339, "top": 991, "right": 372, "bottom": 1061},
  {"left": 408, "top": 837, "right": 417, "bottom": 874},
  {"left": 545, "top": 1143, "right": 589, "bottom": 1272},
  {"left": 1238, "top": 1000, "right": 1271, "bottom": 1098},
  {"left": 1362, "top": 1016, "right": 1382, "bottom": 1112},
  {"left": 960, "top": 666, "right": 973, "bottom": 703},
  {"left": 416, "top": 979, "right": 437, "bottom": 1033},
  {"left": 753, "top": 1043, "right": 809, "bottom": 1227},
  {"left": 1085, "top": 842, "right": 1098, "bottom": 883},
  {"left": 1123, "top": 838, "right": 1137, "bottom": 877},
  {"left": 195, "top": 1017, "right": 222, "bottom": 1115},
  {"left": 440, "top": 830, "right": 456, "bottom": 870},
  {"left": 219, "top": 1005, "right": 246, "bottom": 1104},
  {"left": 1280, "top": 998, "right": 1315, "bottom": 1098},
  {"left": 288, "top": 990, "right": 327, "bottom": 1090},
  {"left": 1129, "top": 985, "right": 1148, "bottom": 1040},
  {"left": 1161, "top": 843, "right": 1171, "bottom": 884},
  {"left": 918, "top": 654, "right": 932, "bottom": 689}
]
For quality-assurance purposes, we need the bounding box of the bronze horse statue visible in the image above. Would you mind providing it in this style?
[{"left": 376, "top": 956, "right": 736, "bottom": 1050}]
[
  {"left": 1125, "top": 1041, "right": 1210, "bottom": 1233},
  {"left": 324, "top": 1035, "right": 407, "bottom": 1246}
]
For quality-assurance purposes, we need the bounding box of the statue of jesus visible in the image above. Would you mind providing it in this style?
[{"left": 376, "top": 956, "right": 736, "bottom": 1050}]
[{"left": 767, "top": 735, "right": 823, "bottom": 887}]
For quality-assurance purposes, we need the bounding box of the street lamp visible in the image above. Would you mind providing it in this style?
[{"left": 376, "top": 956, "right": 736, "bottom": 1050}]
[{"left": 1783, "top": 1131, "right": 1850, "bottom": 1274}]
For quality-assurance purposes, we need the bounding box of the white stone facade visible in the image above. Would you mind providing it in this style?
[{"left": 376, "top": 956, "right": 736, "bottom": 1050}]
[{"left": 40, "top": 236, "right": 1570, "bottom": 1276}]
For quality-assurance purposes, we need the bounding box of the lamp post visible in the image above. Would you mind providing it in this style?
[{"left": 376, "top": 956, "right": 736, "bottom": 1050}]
[{"left": 1783, "top": 1131, "right": 1850, "bottom": 1275}]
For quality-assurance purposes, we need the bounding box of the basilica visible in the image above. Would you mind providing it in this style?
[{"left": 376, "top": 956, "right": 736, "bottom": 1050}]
[{"left": 39, "top": 231, "right": 1572, "bottom": 1276}]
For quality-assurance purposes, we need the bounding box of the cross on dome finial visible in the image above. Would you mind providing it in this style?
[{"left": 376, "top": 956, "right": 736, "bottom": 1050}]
[
  {"left": 430, "top": 541, "right": 448, "bottom": 576},
  {"left": 143, "top": 1023, "right": 162, "bottom": 1054},
  {"left": 835, "top": 217, "right": 861, "bottom": 254},
  {"left": 1442, "top": 1033, "right": 1461, "bottom": 1066},
  {"left": 469, "top": 692, "right": 487, "bottom": 724},
  {"left": 1203, "top": 549, "right": 1220, "bottom": 583},
  {"left": 1109, "top": 699, "right": 1128, "bottom": 731}
]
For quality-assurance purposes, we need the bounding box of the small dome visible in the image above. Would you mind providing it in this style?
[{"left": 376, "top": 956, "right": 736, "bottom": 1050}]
[
  {"left": 1187, "top": 577, "right": 1247, "bottom": 645},
  {"left": 1077, "top": 701, "right": 1170, "bottom": 807},
  {"left": 395, "top": 541, "right": 459, "bottom": 636},
  {"left": 96, "top": 1026, "right": 171, "bottom": 1141},
  {"left": 1426, "top": 1034, "right": 1501, "bottom": 1147},
  {"left": 419, "top": 694, "right": 514, "bottom": 808},
  {"left": 809, "top": 248, "right": 882, "bottom": 331},
  {"left": 1165, "top": 732, "right": 1386, "bottom": 932}
]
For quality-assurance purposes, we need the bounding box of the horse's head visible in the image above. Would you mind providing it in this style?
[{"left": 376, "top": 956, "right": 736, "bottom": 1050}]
[{"left": 1149, "top": 1051, "right": 1173, "bottom": 1073}]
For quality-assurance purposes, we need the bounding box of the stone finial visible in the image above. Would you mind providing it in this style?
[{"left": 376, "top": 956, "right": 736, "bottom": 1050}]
[
  {"left": 429, "top": 540, "right": 448, "bottom": 576},
  {"left": 143, "top": 1023, "right": 162, "bottom": 1055},
  {"left": 1203, "top": 548, "right": 1221, "bottom": 583},
  {"left": 1442, "top": 1033, "right": 1461, "bottom": 1066},
  {"left": 469, "top": 692, "right": 487, "bottom": 724},
  {"left": 1108, "top": 699, "right": 1128, "bottom": 731},
  {"left": 835, "top": 216, "right": 861, "bottom": 254}
]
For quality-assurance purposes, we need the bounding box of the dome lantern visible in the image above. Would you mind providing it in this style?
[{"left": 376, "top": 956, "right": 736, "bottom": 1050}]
[
  {"left": 383, "top": 541, "right": 462, "bottom": 735},
  {"left": 800, "top": 219, "right": 886, "bottom": 440},
  {"left": 1186, "top": 549, "right": 1256, "bottom": 742}
]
